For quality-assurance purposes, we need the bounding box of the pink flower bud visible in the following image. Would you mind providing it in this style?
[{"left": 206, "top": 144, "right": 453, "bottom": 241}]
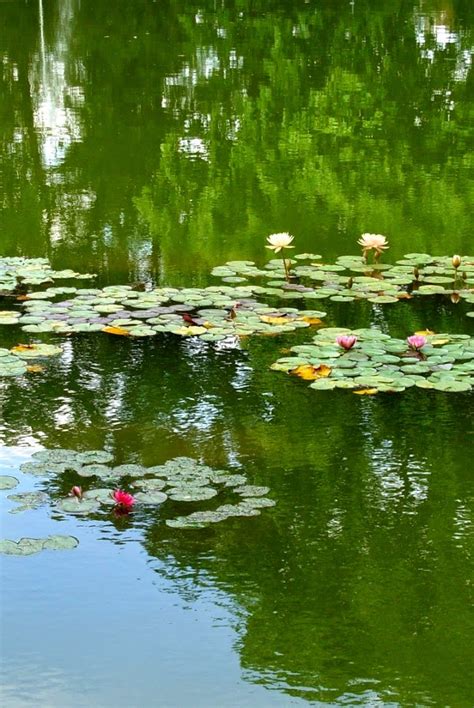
[
  {"left": 70, "top": 485, "right": 83, "bottom": 499},
  {"left": 336, "top": 335, "right": 357, "bottom": 351}
]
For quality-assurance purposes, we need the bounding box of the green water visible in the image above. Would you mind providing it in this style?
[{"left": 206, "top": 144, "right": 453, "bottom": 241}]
[{"left": 1, "top": 1, "right": 473, "bottom": 706}]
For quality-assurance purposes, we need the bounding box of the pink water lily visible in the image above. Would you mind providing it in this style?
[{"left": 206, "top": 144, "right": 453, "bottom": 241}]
[
  {"left": 336, "top": 335, "right": 357, "bottom": 351},
  {"left": 112, "top": 489, "right": 136, "bottom": 510},
  {"left": 407, "top": 334, "right": 427, "bottom": 351}
]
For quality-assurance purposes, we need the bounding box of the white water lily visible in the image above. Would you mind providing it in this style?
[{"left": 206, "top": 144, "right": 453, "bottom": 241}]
[
  {"left": 357, "top": 233, "right": 389, "bottom": 259},
  {"left": 265, "top": 232, "right": 295, "bottom": 254}
]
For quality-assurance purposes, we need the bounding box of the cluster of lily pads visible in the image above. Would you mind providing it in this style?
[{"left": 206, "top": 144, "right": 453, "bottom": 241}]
[
  {"left": 0, "top": 343, "right": 63, "bottom": 378},
  {"left": 17, "top": 450, "right": 275, "bottom": 529},
  {"left": 271, "top": 329, "right": 474, "bottom": 393},
  {"left": 0, "top": 256, "right": 94, "bottom": 293},
  {"left": 212, "top": 253, "right": 474, "bottom": 308},
  {"left": 0, "top": 535, "right": 79, "bottom": 556},
  {"left": 16, "top": 284, "right": 326, "bottom": 340}
]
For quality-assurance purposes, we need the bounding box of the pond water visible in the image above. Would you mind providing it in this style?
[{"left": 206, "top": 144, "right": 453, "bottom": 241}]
[{"left": 1, "top": 1, "right": 473, "bottom": 706}]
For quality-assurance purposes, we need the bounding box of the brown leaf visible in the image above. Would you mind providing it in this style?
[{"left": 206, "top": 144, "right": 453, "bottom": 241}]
[
  {"left": 102, "top": 326, "right": 130, "bottom": 336},
  {"left": 291, "top": 364, "right": 331, "bottom": 381}
]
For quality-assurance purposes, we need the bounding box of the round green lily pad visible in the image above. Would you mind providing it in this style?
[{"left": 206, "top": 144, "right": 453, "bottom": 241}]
[
  {"left": 58, "top": 498, "right": 100, "bottom": 514},
  {"left": 168, "top": 487, "right": 218, "bottom": 502},
  {"left": 0, "top": 475, "right": 19, "bottom": 490},
  {"left": 134, "top": 491, "right": 168, "bottom": 504}
]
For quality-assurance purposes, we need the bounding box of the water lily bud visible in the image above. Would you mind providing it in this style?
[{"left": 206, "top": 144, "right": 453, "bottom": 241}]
[
  {"left": 451, "top": 292, "right": 461, "bottom": 304},
  {"left": 452, "top": 255, "right": 462, "bottom": 269},
  {"left": 336, "top": 335, "right": 357, "bottom": 351},
  {"left": 70, "top": 485, "right": 82, "bottom": 499},
  {"left": 413, "top": 267, "right": 420, "bottom": 280}
]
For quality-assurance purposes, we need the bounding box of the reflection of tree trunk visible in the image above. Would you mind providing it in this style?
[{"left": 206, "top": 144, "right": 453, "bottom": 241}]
[{"left": 17, "top": 59, "right": 51, "bottom": 255}]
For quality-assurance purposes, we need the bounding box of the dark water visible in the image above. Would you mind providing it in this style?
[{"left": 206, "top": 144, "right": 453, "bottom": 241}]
[{"left": 1, "top": 1, "right": 473, "bottom": 706}]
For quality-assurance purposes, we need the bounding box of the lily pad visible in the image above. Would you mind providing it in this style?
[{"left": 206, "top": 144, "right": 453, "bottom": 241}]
[
  {"left": 168, "top": 487, "right": 218, "bottom": 502},
  {"left": 58, "top": 497, "right": 100, "bottom": 514},
  {"left": 134, "top": 491, "right": 168, "bottom": 504},
  {"left": 234, "top": 485, "right": 270, "bottom": 497},
  {"left": 0, "top": 475, "right": 19, "bottom": 490}
]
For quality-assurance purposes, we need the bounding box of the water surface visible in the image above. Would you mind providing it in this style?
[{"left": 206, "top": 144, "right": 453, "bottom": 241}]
[{"left": 0, "top": 1, "right": 473, "bottom": 706}]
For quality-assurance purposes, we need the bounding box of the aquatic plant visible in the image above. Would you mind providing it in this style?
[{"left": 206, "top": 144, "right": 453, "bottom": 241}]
[
  {"left": 336, "top": 335, "right": 357, "bottom": 351},
  {"left": 112, "top": 489, "right": 135, "bottom": 510},
  {"left": 357, "top": 233, "right": 389, "bottom": 261},
  {"left": 407, "top": 335, "right": 427, "bottom": 352},
  {"left": 70, "top": 485, "right": 83, "bottom": 499},
  {"left": 266, "top": 232, "right": 294, "bottom": 281},
  {"left": 265, "top": 232, "right": 294, "bottom": 254},
  {"left": 14, "top": 450, "right": 276, "bottom": 531},
  {"left": 271, "top": 329, "right": 474, "bottom": 393}
]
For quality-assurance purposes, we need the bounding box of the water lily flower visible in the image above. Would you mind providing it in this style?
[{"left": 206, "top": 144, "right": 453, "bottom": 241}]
[
  {"left": 357, "top": 233, "right": 389, "bottom": 259},
  {"left": 112, "top": 489, "right": 135, "bottom": 509},
  {"left": 407, "top": 334, "right": 427, "bottom": 351},
  {"left": 452, "top": 254, "right": 462, "bottom": 269},
  {"left": 336, "top": 335, "right": 357, "bottom": 350},
  {"left": 265, "top": 232, "right": 294, "bottom": 254},
  {"left": 69, "top": 485, "right": 82, "bottom": 499}
]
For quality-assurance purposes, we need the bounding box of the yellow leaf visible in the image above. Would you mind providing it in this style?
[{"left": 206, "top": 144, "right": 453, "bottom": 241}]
[
  {"left": 353, "top": 388, "right": 378, "bottom": 396},
  {"left": 11, "top": 344, "right": 36, "bottom": 353},
  {"left": 291, "top": 364, "right": 331, "bottom": 381},
  {"left": 260, "top": 315, "right": 290, "bottom": 326},
  {"left": 299, "top": 316, "right": 323, "bottom": 325},
  {"left": 415, "top": 329, "right": 435, "bottom": 336},
  {"left": 102, "top": 326, "right": 130, "bottom": 336},
  {"left": 431, "top": 338, "right": 450, "bottom": 346},
  {"left": 27, "top": 364, "right": 44, "bottom": 373}
]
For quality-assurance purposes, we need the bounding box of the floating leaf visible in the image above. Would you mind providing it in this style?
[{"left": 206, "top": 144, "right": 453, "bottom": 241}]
[
  {"left": 291, "top": 363, "right": 331, "bottom": 381},
  {"left": 58, "top": 497, "right": 100, "bottom": 514},
  {"left": 102, "top": 326, "right": 130, "bottom": 336},
  {"left": 0, "top": 475, "right": 19, "bottom": 490},
  {"left": 168, "top": 487, "right": 218, "bottom": 502},
  {"left": 300, "top": 316, "right": 323, "bottom": 325},
  {"left": 353, "top": 388, "right": 378, "bottom": 395},
  {"left": 234, "top": 485, "right": 270, "bottom": 497},
  {"left": 7, "top": 491, "right": 47, "bottom": 513},
  {"left": 134, "top": 491, "right": 168, "bottom": 504},
  {"left": 42, "top": 535, "right": 79, "bottom": 550}
]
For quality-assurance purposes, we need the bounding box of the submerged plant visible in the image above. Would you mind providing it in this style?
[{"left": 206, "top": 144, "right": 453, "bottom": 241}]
[
  {"left": 266, "top": 232, "right": 294, "bottom": 281},
  {"left": 357, "top": 233, "right": 389, "bottom": 262}
]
